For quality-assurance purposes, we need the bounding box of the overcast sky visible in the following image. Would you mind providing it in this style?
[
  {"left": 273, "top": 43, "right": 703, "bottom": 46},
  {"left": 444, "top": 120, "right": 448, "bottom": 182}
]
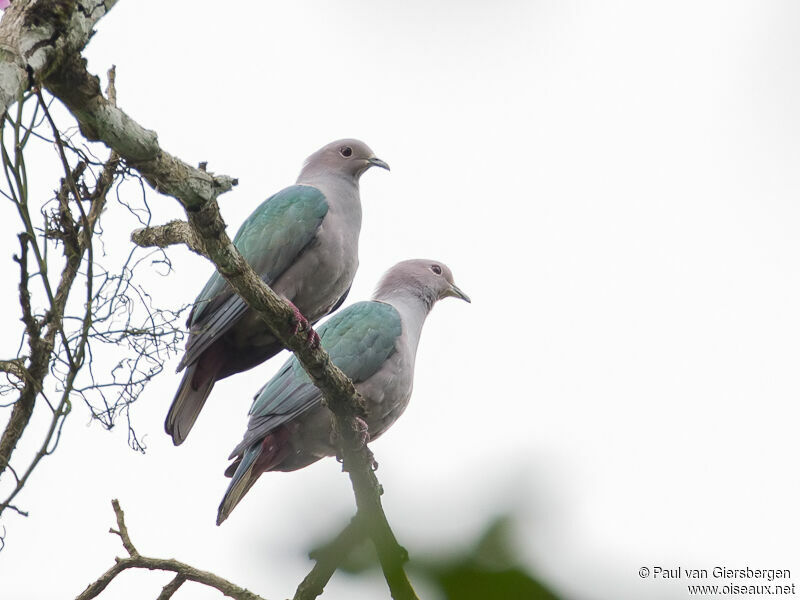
[{"left": 1, "top": 2, "right": 799, "bottom": 599}]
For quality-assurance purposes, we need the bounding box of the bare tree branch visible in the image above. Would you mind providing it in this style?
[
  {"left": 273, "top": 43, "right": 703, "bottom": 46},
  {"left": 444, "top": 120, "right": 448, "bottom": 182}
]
[
  {"left": 44, "top": 52, "right": 236, "bottom": 205},
  {"left": 0, "top": 0, "right": 118, "bottom": 116},
  {"left": 0, "top": 91, "right": 114, "bottom": 515},
  {"left": 0, "top": 358, "right": 26, "bottom": 382},
  {"left": 1, "top": 503, "right": 28, "bottom": 518},
  {"left": 131, "top": 220, "right": 205, "bottom": 254},
  {"left": 108, "top": 499, "right": 138, "bottom": 557},
  {"left": 1, "top": 85, "right": 186, "bottom": 517},
  {"left": 155, "top": 575, "right": 187, "bottom": 600},
  {"left": 75, "top": 500, "right": 267, "bottom": 600},
  {"left": 0, "top": 126, "right": 84, "bottom": 512}
]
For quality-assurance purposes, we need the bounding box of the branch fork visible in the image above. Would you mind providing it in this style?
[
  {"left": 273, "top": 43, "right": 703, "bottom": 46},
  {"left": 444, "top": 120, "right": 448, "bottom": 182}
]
[{"left": 76, "top": 500, "right": 265, "bottom": 600}]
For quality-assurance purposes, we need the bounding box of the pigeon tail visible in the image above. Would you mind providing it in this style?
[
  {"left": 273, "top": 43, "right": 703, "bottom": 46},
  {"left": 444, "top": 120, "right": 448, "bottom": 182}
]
[
  {"left": 217, "top": 447, "right": 260, "bottom": 526},
  {"left": 217, "top": 428, "right": 292, "bottom": 525},
  {"left": 165, "top": 350, "right": 224, "bottom": 445}
]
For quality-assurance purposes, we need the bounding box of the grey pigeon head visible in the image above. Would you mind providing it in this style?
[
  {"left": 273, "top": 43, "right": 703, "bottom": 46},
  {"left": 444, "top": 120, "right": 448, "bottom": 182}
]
[
  {"left": 299, "top": 138, "right": 390, "bottom": 181},
  {"left": 374, "top": 259, "right": 471, "bottom": 308}
]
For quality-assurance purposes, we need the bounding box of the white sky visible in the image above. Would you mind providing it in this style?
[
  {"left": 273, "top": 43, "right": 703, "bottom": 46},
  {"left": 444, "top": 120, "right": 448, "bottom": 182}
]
[{"left": 1, "top": 1, "right": 799, "bottom": 599}]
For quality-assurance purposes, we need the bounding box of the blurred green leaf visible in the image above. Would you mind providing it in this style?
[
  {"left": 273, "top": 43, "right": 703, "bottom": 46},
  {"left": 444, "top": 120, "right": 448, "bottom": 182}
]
[
  {"left": 309, "top": 513, "right": 561, "bottom": 599},
  {"left": 410, "top": 515, "right": 560, "bottom": 600},
  {"left": 334, "top": 537, "right": 378, "bottom": 575}
]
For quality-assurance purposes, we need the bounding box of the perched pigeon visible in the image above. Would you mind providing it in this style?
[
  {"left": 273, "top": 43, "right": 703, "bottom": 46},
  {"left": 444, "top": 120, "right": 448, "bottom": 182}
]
[
  {"left": 166, "top": 139, "right": 389, "bottom": 445},
  {"left": 217, "top": 259, "right": 470, "bottom": 524}
]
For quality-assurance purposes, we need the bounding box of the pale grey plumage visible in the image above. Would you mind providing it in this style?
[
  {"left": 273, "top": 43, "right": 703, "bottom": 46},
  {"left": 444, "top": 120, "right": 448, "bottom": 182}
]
[{"left": 217, "top": 259, "right": 470, "bottom": 523}]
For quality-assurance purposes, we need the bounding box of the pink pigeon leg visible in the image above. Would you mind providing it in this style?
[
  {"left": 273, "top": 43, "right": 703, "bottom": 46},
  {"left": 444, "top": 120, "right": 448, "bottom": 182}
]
[{"left": 287, "top": 301, "right": 320, "bottom": 349}]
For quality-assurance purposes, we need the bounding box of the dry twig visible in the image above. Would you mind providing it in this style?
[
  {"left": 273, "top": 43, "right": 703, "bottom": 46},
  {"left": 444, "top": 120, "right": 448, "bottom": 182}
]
[{"left": 75, "top": 500, "right": 266, "bottom": 600}]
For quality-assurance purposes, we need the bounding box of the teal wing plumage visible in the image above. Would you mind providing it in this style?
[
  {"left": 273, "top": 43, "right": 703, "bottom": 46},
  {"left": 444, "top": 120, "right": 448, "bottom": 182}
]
[
  {"left": 228, "top": 301, "right": 403, "bottom": 459},
  {"left": 180, "top": 185, "right": 328, "bottom": 368}
]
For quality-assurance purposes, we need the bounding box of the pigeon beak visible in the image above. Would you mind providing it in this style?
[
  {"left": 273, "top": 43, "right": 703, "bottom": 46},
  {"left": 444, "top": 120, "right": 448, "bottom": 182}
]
[
  {"left": 367, "top": 156, "right": 391, "bottom": 171},
  {"left": 443, "top": 283, "right": 471, "bottom": 303}
]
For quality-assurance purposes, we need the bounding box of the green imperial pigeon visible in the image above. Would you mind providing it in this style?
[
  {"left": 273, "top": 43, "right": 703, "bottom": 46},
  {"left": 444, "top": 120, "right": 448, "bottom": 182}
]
[
  {"left": 217, "top": 259, "right": 470, "bottom": 524},
  {"left": 166, "top": 139, "right": 389, "bottom": 445}
]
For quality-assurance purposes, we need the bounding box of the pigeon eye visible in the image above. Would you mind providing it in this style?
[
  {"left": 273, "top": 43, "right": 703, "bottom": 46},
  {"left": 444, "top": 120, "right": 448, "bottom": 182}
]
[
  {"left": 430, "top": 264, "right": 442, "bottom": 275},
  {"left": 339, "top": 146, "right": 353, "bottom": 157}
]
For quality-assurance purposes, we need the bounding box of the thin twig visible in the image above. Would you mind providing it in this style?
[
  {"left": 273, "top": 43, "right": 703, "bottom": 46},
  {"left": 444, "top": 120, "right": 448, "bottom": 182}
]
[
  {"left": 76, "top": 500, "right": 267, "bottom": 600},
  {"left": 0, "top": 503, "right": 29, "bottom": 518},
  {"left": 109, "top": 499, "right": 138, "bottom": 557},
  {"left": 1, "top": 86, "right": 182, "bottom": 518}
]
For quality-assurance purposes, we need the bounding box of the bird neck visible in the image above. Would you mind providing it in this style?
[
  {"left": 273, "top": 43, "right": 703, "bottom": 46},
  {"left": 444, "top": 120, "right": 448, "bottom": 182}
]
[
  {"left": 296, "top": 170, "right": 362, "bottom": 230},
  {"left": 375, "top": 290, "right": 434, "bottom": 357},
  {"left": 297, "top": 166, "right": 359, "bottom": 191}
]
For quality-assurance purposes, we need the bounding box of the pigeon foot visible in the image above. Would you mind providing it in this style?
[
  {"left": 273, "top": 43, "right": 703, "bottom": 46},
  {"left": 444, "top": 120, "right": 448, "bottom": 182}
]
[
  {"left": 334, "top": 417, "right": 378, "bottom": 470},
  {"left": 287, "top": 301, "right": 320, "bottom": 348}
]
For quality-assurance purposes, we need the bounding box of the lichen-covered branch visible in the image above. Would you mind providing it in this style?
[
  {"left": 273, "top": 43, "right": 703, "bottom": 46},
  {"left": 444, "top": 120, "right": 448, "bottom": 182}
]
[
  {"left": 44, "top": 52, "right": 236, "bottom": 206},
  {"left": 75, "top": 500, "right": 266, "bottom": 600},
  {"left": 131, "top": 220, "right": 205, "bottom": 255},
  {"left": 0, "top": 0, "right": 118, "bottom": 116},
  {"left": 0, "top": 358, "right": 26, "bottom": 382}
]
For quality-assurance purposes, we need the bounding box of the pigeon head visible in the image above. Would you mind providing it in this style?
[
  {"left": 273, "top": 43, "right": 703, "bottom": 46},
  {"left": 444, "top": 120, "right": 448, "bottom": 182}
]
[
  {"left": 374, "top": 259, "right": 470, "bottom": 308},
  {"left": 300, "top": 138, "right": 390, "bottom": 181}
]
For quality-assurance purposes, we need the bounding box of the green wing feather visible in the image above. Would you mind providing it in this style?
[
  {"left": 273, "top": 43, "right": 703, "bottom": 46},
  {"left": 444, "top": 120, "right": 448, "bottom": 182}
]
[
  {"left": 228, "top": 301, "right": 402, "bottom": 458},
  {"left": 190, "top": 185, "right": 328, "bottom": 324},
  {"left": 180, "top": 185, "right": 327, "bottom": 368}
]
